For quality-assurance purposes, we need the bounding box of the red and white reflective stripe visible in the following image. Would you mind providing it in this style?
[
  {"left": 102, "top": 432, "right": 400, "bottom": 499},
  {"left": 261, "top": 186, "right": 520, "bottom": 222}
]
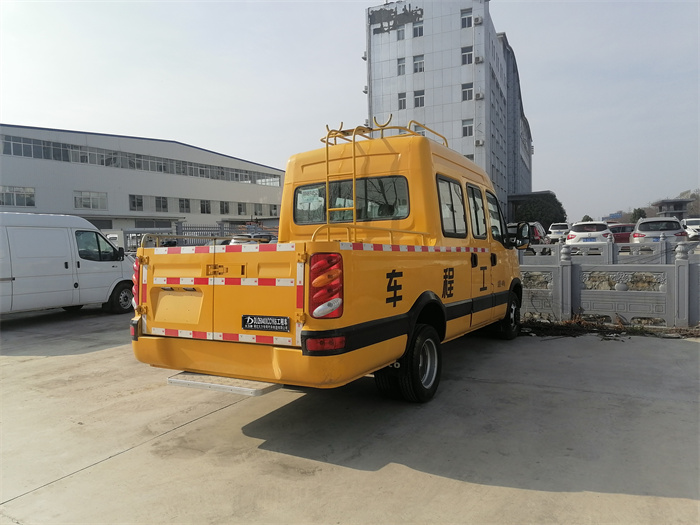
[
  {"left": 213, "top": 332, "right": 293, "bottom": 345},
  {"left": 213, "top": 278, "right": 295, "bottom": 287},
  {"left": 141, "top": 265, "right": 148, "bottom": 305},
  {"left": 152, "top": 277, "right": 294, "bottom": 286},
  {"left": 153, "top": 277, "right": 213, "bottom": 286},
  {"left": 149, "top": 327, "right": 292, "bottom": 346},
  {"left": 338, "top": 242, "right": 488, "bottom": 253},
  {"left": 154, "top": 243, "right": 296, "bottom": 255},
  {"left": 151, "top": 327, "right": 213, "bottom": 339},
  {"left": 296, "top": 262, "right": 304, "bottom": 309}
]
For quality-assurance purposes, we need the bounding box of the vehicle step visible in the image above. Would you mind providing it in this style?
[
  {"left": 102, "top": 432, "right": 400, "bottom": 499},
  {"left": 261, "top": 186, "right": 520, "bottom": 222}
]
[{"left": 167, "top": 372, "right": 281, "bottom": 396}]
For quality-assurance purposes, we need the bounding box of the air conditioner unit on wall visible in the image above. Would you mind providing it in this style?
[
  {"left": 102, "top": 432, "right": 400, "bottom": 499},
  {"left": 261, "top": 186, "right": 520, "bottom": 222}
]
[
  {"left": 475, "top": 92, "right": 484, "bottom": 100},
  {"left": 474, "top": 16, "right": 483, "bottom": 25},
  {"left": 475, "top": 139, "right": 485, "bottom": 146},
  {"left": 475, "top": 56, "right": 484, "bottom": 64}
]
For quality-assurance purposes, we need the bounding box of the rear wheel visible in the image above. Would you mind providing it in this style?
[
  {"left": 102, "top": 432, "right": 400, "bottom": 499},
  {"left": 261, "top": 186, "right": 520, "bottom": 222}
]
[
  {"left": 109, "top": 282, "right": 133, "bottom": 314},
  {"left": 498, "top": 291, "right": 521, "bottom": 340},
  {"left": 397, "top": 324, "right": 441, "bottom": 403}
]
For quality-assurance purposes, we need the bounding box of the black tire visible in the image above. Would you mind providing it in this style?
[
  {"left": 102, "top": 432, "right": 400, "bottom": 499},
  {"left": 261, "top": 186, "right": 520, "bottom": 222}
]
[
  {"left": 397, "top": 324, "right": 441, "bottom": 403},
  {"left": 109, "top": 282, "right": 133, "bottom": 314},
  {"left": 374, "top": 366, "right": 402, "bottom": 400},
  {"left": 498, "top": 291, "right": 521, "bottom": 340}
]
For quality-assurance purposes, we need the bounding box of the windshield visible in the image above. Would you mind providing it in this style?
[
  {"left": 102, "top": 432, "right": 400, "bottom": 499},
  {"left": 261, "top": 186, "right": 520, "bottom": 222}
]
[
  {"left": 638, "top": 220, "right": 681, "bottom": 232},
  {"left": 294, "top": 176, "right": 409, "bottom": 224},
  {"left": 572, "top": 223, "right": 608, "bottom": 233},
  {"left": 685, "top": 219, "right": 700, "bottom": 226},
  {"left": 550, "top": 223, "right": 568, "bottom": 230}
]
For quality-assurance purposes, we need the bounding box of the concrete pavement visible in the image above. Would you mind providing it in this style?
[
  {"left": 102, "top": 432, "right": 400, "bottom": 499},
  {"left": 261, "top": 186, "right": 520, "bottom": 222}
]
[{"left": 1, "top": 306, "right": 698, "bottom": 524}]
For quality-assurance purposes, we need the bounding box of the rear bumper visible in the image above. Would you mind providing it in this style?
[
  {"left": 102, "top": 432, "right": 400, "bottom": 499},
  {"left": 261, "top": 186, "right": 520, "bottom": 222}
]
[{"left": 131, "top": 331, "right": 406, "bottom": 389}]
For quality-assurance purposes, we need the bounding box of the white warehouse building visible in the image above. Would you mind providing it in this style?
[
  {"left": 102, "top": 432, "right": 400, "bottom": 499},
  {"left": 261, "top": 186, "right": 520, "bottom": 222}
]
[
  {"left": 0, "top": 124, "right": 284, "bottom": 246},
  {"left": 365, "top": 0, "right": 533, "bottom": 216}
]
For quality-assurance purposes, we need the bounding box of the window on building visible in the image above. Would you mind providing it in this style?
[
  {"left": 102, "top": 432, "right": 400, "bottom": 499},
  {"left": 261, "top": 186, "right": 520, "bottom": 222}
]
[
  {"left": 254, "top": 203, "right": 263, "bottom": 216},
  {"left": 179, "top": 198, "right": 190, "bottom": 213},
  {"left": 220, "top": 201, "right": 230, "bottom": 214},
  {"left": 462, "top": 119, "right": 474, "bottom": 137},
  {"left": 414, "top": 90, "right": 425, "bottom": 108},
  {"left": 270, "top": 204, "right": 278, "bottom": 217},
  {"left": 238, "top": 202, "right": 246, "bottom": 215},
  {"left": 398, "top": 92, "right": 407, "bottom": 110},
  {"left": 397, "top": 25, "right": 405, "bottom": 40},
  {"left": 74, "top": 191, "right": 107, "bottom": 210},
  {"left": 462, "top": 83, "right": 474, "bottom": 101},
  {"left": 0, "top": 186, "right": 35, "bottom": 207},
  {"left": 397, "top": 57, "right": 405, "bottom": 76},
  {"left": 461, "top": 9, "right": 472, "bottom": 28},
  {"left": 413, "top": 55, "right": 424, "bottom": 73},
  {"left": 200, "top": 200, "right": 211, "bottom": 214},
  {"left": 155, "top": 196, "right": 168, "bottom": 212},
  {"left": 413, "top": 125, "right": 426, "bottom": 136},
  {"left": 461, "top": 46, "right": 473, "bottom": 65},
  {"left": 129, "top": 194, "right": 143, "bottom": 211},
  {"left": 413, "top": 21, "right": 423, "bottom": 37}
]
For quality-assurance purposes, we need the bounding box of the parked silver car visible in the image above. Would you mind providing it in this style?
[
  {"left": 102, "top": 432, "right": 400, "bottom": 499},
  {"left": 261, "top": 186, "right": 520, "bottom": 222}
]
[
  {"left": 547, "top": 222, "right": 571, "bottom": 243},
  {"left": 682, "top": 218, "right": 700, "bottom": 241},
  {"left": 631, "top": 218, "right": 688, "bottom": 244},
  {"left": 565, "top": 221, "right": 612, "bottom": 244}
]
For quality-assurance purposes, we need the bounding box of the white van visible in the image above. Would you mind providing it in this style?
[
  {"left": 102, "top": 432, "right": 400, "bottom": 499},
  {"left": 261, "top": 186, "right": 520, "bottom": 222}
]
[{"left": 0, "top": 212, "right": 134, "bottom": 315}]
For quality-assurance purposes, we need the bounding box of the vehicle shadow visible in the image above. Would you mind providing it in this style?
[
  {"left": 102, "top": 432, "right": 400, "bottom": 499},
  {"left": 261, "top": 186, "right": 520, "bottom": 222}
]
[
  {"left": 0, "top": 306, "right": 131, "bottom": 356},
  {"left": 241, "top": 333, "right": 699, "bottom": 500}
]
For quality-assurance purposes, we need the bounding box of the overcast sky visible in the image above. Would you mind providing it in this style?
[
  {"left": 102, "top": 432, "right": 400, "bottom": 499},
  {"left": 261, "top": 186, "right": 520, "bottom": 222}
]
[{"left": 1, "top": 0, "right": 698, "bottom": 222}]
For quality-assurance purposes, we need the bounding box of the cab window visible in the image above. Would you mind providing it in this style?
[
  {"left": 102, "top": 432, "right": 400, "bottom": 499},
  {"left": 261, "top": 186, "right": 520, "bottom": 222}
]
[
  {"left": 466, "top": 185, "right": 487, "bottom": 239},
  {"left": 76, "top": 231, "right": 119, "bottom": 261},
  {"left": 437, "top": 176, "right": 467, "bottom": 237},
  {"left": 294, "top": 176, "right": 409, "bottom": 224},
  {"left": 485, "top": 191, "right": 507, "bottom": 244}
]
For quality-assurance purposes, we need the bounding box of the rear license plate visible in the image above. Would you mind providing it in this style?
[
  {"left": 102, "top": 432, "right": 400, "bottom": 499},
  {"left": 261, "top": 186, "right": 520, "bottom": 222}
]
[
  {"left": 242, "top": 315, "right": 290, "bottom": 332},
  {"left": 652, "top": 238, "right": 660, "bottom": 242},
  {"left": 583, "top": 238, "right": 596, "bottom": 242}
]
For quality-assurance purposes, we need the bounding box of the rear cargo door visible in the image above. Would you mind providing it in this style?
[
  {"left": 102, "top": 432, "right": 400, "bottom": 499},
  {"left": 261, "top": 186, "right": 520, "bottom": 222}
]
[
  {"left": 211, "top": 242, "right": 304, "bottom": 348},
  {"left": 142, "top": 245, "right": 217, "bottom": 340}
]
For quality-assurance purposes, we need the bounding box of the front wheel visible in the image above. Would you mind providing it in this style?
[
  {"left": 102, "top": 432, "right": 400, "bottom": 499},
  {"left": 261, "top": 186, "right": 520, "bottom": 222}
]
[
  {"left": 497, "top": 291, "right": 521, "bottom": 340},
  {"left": 397, "top": 324, "right": 442, "bottom": 403},
  {"left": 109, "top": 282, "right": 133, "bottom": 314}
]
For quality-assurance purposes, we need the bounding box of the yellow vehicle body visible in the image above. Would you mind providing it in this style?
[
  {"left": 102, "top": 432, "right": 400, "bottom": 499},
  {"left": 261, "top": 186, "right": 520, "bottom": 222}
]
[{"left": 131, "top": 121, "right": 525, "bottom": 401}]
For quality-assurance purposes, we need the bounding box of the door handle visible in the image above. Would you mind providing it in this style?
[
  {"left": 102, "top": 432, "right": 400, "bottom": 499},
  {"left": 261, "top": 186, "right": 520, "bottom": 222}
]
[
  {"left": 471, "top": 253, "right": 478, "bottom": 268},
  {"left": 65, "top": 262, "right": 69, "bottom": 269},
  {"left": 491, "top": 253, "right": 497, "bottom": 266}
]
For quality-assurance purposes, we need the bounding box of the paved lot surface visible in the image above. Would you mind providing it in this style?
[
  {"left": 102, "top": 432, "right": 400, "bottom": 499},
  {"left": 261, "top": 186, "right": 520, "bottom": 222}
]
[{"left": 1, "top": 307, "right": 698, "bottom": 524}]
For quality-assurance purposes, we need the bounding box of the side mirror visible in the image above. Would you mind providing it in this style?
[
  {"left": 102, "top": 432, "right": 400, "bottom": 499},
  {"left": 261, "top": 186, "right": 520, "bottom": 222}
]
[{"left": 515, "top": 222, "right": 530, "bottom": 250}]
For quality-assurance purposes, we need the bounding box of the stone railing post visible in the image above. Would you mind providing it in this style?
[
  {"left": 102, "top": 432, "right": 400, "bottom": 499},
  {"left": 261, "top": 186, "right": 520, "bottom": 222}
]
[
  {"left": 674, "top": 243, "right": 690, "bottom": 327},
  {"left": 560, "top": 244, "right": 572, "bottom": 320},
  {"left": 606, "top": 233, "right": 614, "bottom": 264}
]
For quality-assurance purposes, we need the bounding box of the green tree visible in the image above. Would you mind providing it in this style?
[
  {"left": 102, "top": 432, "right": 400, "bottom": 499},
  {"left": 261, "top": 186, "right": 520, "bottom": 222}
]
[
  {"left": 630, "top": 208, "right": 647, "bottom": 222},
  {"left": 581, "top": 214, "right": 594, "bottom": 222},
  {"left": 513, "top": 193, "right": 567, "bottom": 230}
]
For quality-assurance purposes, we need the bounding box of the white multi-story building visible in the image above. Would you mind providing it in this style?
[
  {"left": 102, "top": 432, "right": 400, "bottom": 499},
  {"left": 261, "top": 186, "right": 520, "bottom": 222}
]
[
  {"left": 365, "top": 0, "right": 532, "bottom": 215},
  {"left": 0, "top": 124, "right": 284, "bottom": 240}
]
